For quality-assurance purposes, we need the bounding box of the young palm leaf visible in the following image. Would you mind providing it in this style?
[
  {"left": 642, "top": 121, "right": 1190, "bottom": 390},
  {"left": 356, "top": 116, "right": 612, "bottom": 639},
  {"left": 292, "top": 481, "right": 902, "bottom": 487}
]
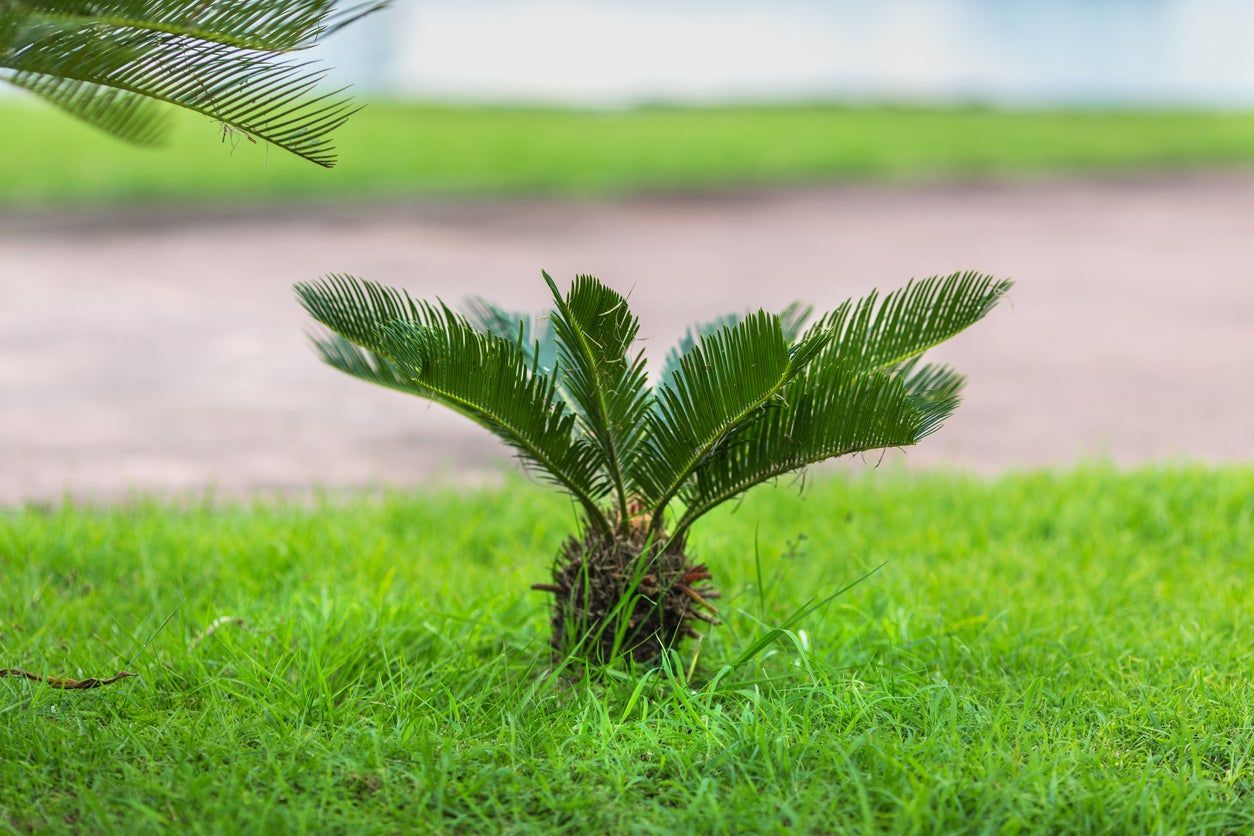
[
  {"left": 543, "top": 272, "right": 651, "bottom": 529},
  {"left": 296, "top": 270, "right": 1011, "bottom": 663},
  {"left": 1, "top": 0, "right": 383, "bottom": 165}
]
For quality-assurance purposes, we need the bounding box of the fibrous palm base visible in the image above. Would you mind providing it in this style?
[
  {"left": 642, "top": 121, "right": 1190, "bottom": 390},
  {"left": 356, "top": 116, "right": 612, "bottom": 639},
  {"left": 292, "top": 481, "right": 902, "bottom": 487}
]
[{"left": 532, "top": 526, "right": 720, "bottom": 664}]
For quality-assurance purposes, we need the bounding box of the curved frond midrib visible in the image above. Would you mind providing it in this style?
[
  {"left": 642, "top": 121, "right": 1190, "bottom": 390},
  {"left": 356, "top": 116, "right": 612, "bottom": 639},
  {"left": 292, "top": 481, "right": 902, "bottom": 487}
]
[
  {"left": 410, "top": 361, "right": 611, "bottom": 532},
  {"left": 647, "top": 357, "right": 792, "bottom": 522},
  {"left": 673, "top": 437, "right": 891, "bottom": 540},
  {"left": 644, "top": 316, "right": 828, "bottom": 523}
]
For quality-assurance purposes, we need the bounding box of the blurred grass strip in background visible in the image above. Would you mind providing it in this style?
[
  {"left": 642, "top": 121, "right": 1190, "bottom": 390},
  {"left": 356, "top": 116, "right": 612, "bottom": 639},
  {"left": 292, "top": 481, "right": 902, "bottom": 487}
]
[{"left": 4, "top": 101, "right": 1254, "bottom": 206}]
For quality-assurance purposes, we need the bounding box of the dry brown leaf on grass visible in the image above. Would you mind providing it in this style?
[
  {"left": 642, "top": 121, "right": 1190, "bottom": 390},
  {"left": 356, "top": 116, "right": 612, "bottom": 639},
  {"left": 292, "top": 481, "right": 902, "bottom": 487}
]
[{"left": 0, "top": 669, "right": 137, "bottom": 690}]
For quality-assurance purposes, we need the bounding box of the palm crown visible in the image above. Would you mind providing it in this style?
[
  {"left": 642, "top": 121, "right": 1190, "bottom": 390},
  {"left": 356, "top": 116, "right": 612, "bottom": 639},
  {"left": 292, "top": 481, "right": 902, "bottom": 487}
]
[
  {"left": 296, "top": 271, "right": 1011, "bottom": 542},
  {"left": 298, "top": 270, "right": 1010, "bottom": 661},
  {"left": 1, "top": 0, "right": 381, "bottom": 165}
]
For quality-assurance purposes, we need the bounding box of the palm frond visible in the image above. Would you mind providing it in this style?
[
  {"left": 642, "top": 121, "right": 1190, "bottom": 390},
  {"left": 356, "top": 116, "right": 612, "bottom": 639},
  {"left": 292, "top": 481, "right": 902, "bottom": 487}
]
[
  {"left": 1, "top": 0, "right": 378, "bottom": 164},
  {"left": 807, "top": 271, "right": 1012, "bottom": 372},
  {"left": 315, "top": 0, "right": 384, "bottom": 38},
  {"left": 544, "top": 272, "right": 652, "bottom": 526},
  {"left": 310, "top": 331, "right": 427, "bottom": 396},
  {"left": 12, "top": 0, "right": 350, "bottom": 51},
  {"left": 898, "top": 359, "right": 966, "bottom": 409},
  {"left": 297, "top": 275, "right": 613, "bottom": 531},
  {"left": 661, "top": 275, "right": 1007, "bottom": 536},
  {"left": 2, "top": 70, "right": 166, "bottom": 143},
  {"left": 657, "top": 301, "right": 812, "bottom": 392},
  {"left": 638, "top": 311, "right": 830, "bottom": 518},
  {"left": 296, "top": 273, "right": 423, "bottom": 354},
  {"left": 672, "top": 365, "right": 955, "bottom": 539}
]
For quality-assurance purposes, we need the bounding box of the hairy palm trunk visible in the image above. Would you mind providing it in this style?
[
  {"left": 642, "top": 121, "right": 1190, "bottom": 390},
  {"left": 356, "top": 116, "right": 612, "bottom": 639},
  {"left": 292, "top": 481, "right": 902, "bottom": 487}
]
[{"left": 533, "top": 526, "right": 720, "bottom": 664}]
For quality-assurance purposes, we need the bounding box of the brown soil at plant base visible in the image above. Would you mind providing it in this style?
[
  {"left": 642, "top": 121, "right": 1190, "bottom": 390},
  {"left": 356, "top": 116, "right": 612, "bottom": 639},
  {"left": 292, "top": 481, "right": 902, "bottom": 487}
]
[{"left": 2, "top": 174, "right": 1253, "bottom": 505}]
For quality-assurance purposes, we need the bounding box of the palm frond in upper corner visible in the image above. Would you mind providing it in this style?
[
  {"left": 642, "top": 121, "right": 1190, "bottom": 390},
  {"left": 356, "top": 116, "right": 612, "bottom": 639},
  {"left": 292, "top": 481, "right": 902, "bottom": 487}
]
[
  {"left": 4, "top": 71, "right": 167, "bottom": 144},
  {"left": 17, "top": 0, "right": 335, "bottom": 51},
  {"left": 806, "top": 271, "right": 1012, "bottom": 372},
  {"left": 1, "top": 0, "right": 383, "bottom": 164}
]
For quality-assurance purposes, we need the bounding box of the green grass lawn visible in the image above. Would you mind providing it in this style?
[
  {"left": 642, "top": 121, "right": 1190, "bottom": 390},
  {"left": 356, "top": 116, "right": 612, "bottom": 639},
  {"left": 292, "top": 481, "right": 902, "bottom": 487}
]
[
  {"left": 4, "top": 101, "right": 1254, "bottom": 207},
  {"left": 3, "top": 467, "right": 1252, "bottom": 832}
]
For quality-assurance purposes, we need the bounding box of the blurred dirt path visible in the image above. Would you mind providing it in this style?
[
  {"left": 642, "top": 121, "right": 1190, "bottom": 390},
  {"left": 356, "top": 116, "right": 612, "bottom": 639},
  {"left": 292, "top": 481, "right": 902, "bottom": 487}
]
[{"left": 2, "top": 176, "right": 1252, "bottom": 504}]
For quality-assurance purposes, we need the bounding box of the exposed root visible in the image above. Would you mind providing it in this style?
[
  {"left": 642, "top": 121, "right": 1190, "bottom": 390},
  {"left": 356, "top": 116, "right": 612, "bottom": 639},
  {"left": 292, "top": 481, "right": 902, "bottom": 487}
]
[{"left": 675, "top": 583, "right": 719, "bottom": 613}]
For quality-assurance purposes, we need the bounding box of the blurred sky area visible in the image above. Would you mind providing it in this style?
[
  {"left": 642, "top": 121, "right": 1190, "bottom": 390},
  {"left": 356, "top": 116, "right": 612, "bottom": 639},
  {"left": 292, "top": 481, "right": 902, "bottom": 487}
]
[{"left": 316, "top": 0, "right": 1254, "bottom": 107}]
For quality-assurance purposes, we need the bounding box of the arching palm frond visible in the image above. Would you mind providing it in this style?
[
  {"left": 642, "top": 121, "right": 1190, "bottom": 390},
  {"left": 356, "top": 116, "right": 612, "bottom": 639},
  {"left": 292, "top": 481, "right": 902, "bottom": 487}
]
[
  {"left": 805, "top": 271, "right": 1012, "bottom": 373},
  {"left": 296, "top": 274, "right": 613, "bottom": 532},
  {"left": 671, "top": 364, "right": 959, "bottom": 540},
  {"left": 898, "top": 359, "right": 966, "bottom": 408},
  {"left": 1, "top": 0, "right": 382, "bottom": 165},
  {"left": 662, "top": 272, "right": 1007, "bottom": 534},
  {"left": 544, "top": 272, "right": 651, "bottom": 526},
  {"left": 311, "top": 331, "right": 426, "bottom": 397},
  {"left": 657, "top": 301, "right": 812, "bottom": 393},
  {"left": 4, "top": 68, "right": 166, "bottom": 143},
  {"left": 636, "top": 311, "right": 831, "bottom": 518}
]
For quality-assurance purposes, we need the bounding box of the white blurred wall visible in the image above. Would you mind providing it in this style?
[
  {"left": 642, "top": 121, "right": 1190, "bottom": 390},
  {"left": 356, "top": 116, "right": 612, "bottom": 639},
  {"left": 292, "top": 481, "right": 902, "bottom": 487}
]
[{"left": 314, "top": 0, "right": 1254, "bottom": 106}]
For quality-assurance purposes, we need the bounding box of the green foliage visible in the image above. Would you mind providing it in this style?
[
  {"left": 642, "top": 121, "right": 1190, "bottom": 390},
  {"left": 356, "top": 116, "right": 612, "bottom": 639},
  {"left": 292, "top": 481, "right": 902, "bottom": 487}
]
[
  {"left": 543, "top": 272, "right": 651, "bottom": 525},
  {"left": 299, "top": 275, "right": 610, "bottom": 528},
  {"left": 2, "top": 468, "right": 1252, "bottom": 831},
  {"left": 636, "top": 310, "right": 825, "bottom": 518},
  {"left": 0, "top": 0, "right": 381, "bottom": 164},
  {"left": 297, "top": 271, "right": 1011, "bottom": 540}
]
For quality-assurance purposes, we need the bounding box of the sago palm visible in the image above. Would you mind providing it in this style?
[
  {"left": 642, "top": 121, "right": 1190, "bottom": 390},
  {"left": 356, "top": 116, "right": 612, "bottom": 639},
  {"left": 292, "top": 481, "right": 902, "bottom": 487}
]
[
  {"left": 0, "top": 0, "right": 381, "bottom": 165},
  {"left": 296, "top": 270, "right": 1011, "bottom": 663}
]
